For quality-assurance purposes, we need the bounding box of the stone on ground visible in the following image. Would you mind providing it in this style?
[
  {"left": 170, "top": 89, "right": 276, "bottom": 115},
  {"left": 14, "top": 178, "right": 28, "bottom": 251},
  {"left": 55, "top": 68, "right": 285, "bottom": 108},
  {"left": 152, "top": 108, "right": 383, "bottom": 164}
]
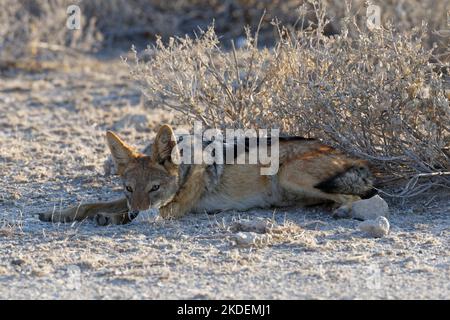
[
  {"left": 351, "top": 195, "right": 389, "bottom": 220},
  {"left": 358, "top": 216, "right": 390, "bottom": 238}
]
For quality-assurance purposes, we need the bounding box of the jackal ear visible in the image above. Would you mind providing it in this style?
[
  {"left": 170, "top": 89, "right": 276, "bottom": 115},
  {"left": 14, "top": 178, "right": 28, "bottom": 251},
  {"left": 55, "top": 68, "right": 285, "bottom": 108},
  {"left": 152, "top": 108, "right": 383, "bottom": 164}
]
[
  {"left": 152, "top": 125, "right": 180, "bottom": 167},
  {"left": 106, "top": 131, "right": 136, "bottom": 175}
]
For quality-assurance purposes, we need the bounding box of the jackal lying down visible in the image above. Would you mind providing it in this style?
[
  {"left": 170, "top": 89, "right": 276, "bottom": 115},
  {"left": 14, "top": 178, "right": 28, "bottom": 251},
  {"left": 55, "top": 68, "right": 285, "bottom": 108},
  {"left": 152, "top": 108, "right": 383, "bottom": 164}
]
[{"left": 39, "top": 125, "right": 375, "bottom": 225}]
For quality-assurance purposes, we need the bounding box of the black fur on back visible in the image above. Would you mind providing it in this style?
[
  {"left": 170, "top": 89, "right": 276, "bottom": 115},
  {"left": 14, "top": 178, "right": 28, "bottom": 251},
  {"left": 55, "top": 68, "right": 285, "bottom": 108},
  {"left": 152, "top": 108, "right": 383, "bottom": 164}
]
[
  {"left": 176, "top": 134, "right": 315, "bottom": 162},
  {"left": 226, "top": 136, "right": 315, "bottom": 159}
]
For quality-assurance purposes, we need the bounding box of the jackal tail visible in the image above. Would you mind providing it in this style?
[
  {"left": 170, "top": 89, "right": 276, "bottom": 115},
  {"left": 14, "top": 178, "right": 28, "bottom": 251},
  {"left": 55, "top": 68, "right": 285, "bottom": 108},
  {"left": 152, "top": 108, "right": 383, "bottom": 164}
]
[{"left": 314, "top": 164, "right": 376, "bottom": 199}]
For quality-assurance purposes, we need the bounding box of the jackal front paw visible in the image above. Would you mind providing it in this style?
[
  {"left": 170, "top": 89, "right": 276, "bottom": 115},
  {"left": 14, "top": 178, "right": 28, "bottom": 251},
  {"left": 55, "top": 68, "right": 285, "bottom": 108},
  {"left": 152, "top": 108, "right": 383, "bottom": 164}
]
[
  {"left": 94, "top": 212, "right": 133, "bottom": 226},
  {"left": 38, "top": 211, "right": 52, "bottom": 222}
]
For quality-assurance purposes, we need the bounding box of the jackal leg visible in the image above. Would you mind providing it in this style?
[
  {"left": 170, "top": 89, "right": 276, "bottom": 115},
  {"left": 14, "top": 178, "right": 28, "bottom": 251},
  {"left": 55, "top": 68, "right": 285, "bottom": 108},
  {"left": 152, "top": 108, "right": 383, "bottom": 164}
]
[
  {"left": 159, "top": 166, "right": 207, "bottom": 219},
  {"left": 39, "top": 198, "right": 130, "bottom": 225}
]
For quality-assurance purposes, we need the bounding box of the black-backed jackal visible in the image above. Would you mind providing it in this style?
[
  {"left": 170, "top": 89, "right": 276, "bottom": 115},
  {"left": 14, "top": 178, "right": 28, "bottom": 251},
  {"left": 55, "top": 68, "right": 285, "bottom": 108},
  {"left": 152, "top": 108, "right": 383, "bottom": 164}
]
[{"left": 39, "top": 125, "right": 375, "bottom": 225}]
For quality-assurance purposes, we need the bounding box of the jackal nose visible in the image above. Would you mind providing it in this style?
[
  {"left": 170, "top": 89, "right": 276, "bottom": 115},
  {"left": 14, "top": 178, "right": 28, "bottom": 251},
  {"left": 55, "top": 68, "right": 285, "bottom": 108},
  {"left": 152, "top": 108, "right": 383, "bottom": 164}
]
[{"left": 128, "top": 210, "right": 139, "bottom": 221}]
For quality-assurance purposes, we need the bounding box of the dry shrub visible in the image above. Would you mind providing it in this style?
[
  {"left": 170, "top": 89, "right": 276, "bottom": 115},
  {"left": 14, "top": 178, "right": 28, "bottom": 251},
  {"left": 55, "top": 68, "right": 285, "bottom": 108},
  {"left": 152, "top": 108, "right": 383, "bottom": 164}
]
[{"left": 127, "top": 4, "right": 450, "bottom": 194}]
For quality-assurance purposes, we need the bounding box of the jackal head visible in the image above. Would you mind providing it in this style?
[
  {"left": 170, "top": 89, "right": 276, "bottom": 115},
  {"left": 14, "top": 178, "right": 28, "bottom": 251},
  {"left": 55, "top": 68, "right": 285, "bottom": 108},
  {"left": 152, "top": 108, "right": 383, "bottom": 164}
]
[{"left": 106, "top": 125, "right": 180, "bottom": 216}]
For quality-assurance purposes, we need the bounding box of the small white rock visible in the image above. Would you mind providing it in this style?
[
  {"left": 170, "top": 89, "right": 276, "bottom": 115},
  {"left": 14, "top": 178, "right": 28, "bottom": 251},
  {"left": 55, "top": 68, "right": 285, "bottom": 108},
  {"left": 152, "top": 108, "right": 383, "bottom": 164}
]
[
  {"left": 358, "top": 216, "right": 390, "bottom": 238},
  {"left": 231, "top": 232, "right": 272, "bottom": 247},
  {"left": 351, "top": 195, "right": 389, "bottom": 220}
]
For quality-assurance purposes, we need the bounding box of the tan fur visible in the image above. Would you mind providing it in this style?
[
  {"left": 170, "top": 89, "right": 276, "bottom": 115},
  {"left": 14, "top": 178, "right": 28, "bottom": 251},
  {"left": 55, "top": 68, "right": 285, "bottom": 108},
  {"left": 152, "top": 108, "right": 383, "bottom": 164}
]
[{"left": 40, "top": 125, "right": 374, "bottom": 225}]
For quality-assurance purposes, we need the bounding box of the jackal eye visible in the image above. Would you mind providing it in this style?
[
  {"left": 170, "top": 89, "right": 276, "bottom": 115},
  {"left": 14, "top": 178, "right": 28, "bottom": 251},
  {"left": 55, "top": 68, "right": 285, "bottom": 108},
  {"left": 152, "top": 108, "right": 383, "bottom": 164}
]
[
  {"left": 149, "top": 184, "right": 160, "bottom": 192},
  {"left": 125, "top": 186, "right": 133, "bottom": 193}
]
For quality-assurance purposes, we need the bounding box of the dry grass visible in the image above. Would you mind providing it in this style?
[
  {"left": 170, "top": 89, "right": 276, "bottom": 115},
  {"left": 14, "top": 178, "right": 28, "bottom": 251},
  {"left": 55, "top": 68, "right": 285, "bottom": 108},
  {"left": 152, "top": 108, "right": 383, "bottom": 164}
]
[
  {"left": 0, "top": 214, "right": 24, "bottom": 237},
  {"left": 223, "top": 216, "right": 312, "bottom": 248}
]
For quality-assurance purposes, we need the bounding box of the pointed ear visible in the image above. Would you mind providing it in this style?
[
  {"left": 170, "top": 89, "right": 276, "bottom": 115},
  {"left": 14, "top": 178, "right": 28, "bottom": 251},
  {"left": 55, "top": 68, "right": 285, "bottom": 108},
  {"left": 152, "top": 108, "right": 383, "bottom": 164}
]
[
  {"left": 106, "top": 131, "right": 136, "bottom": 175},
  {"left": 152, "top": 125, "right": 180, "bottom": 166}
]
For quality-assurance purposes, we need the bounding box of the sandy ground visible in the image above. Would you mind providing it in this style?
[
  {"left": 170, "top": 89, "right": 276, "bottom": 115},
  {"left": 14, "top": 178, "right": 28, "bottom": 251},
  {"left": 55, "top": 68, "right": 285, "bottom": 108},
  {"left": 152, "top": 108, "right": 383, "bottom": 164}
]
[{"left": 0, "top": 58, "right": 449, "bottom": 300}]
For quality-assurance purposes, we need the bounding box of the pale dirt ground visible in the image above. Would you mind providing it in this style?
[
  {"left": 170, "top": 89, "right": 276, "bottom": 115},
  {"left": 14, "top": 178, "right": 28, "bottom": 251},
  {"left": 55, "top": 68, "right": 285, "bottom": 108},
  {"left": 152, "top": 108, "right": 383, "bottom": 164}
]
[{"left": 0, "top": 58, "right": 449, "bottom": 300}]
